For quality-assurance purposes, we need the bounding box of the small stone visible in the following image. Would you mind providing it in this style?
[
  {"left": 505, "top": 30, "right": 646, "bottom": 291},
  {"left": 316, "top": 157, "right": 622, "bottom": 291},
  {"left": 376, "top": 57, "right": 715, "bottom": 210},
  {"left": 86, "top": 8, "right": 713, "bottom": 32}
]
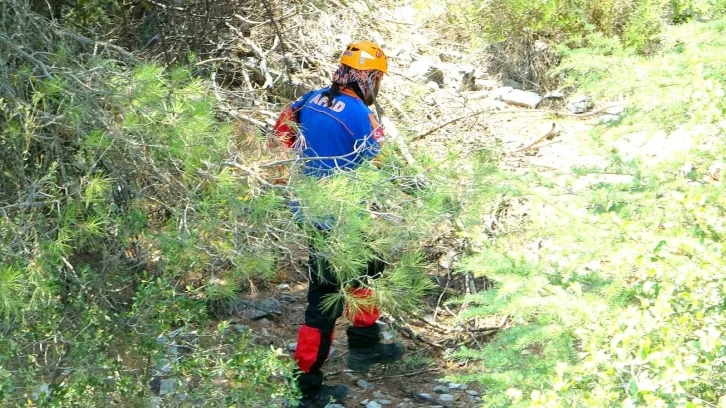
[
  {"left": 287, "top": 342, "right": 297, "bottom": 352},
  {"left": 373, "top": 391, "right": 385, "bottom": 399},
  {"left": 378, "top": 400, "right": 392, "bottom": 405},
  {"left": 543, "top": 90, "right": 565, "bottom": 100},
  {"left": 433, "top": 385, "right": 449, "bottom": 394},
  {"left": 366, "top": 401, "right": 382, "bottom": 408},
  {"left": 448, "top": 383, "right": 463, "bottom": 390},
  {"left": 280, "top": 294, "right": 297, "bottom": 303},
  {"left": 396, "top": 402, "right": 414, "bottom": 408},
  {"left": 357, "top": 379, "right": 372, "bottom": 390},
  {"left": 261, "top": 328, "right": 270, "bottom": 337},
  {"left": 418, "top": 393, "right": 433, "bottom": 399},
  {"left": 426, "top": 81, "right": 440, "bottom": 90},
  {"left": 381, "top": 331, "right": 395, "bottom": 341},
  {"left": 232, "top": 324, "right": 249, "bottom": 333},
  {"left": 277, "top": 283, "right": 291, "bottom": 291},
  {"left": 361, "top": 399, "right": 370, "bottom": 405},
  {"left": 258, "top": 318, "right": 271, "bottom": 326},
  {"left": 158, "top": 378, "right": 177, "bottom": 396},
  {"left": 467, "top": 390, "right": 480, "bottom": 396},
  {"left": 567, "top": 95, "right": 592, "bottom": 114},
  {"left": 325, "top": 404, "right": 344, "bottom": 408},
  {"left": 438, "top": 393, "right": 456, "bottom": 403}
]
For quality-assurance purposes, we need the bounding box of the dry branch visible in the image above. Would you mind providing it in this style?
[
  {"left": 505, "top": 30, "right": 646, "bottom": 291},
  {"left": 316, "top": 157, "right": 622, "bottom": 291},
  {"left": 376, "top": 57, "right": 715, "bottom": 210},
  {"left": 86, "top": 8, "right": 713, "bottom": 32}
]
[{"left": 510, "top": 123, "right": 558, "bottom": 154}]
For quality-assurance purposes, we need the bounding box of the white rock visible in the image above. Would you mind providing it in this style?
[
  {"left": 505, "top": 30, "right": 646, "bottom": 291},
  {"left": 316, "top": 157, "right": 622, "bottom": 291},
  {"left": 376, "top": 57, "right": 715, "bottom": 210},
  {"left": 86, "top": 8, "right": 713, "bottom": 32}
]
[
  {"left": 361, "top": 399, "right": 370, "bottom": 405},
  {"left": 366, "top": 401, "right": 383, "bottom": 408},
  {"left": 501, "top": 89, "right": 543, "bottom": 109},
  {"left": 277, "top": 283, "right": 290, "bottom": 291},
  {"left": 493, "top": 86, "right": 514, "bottom": 101}
]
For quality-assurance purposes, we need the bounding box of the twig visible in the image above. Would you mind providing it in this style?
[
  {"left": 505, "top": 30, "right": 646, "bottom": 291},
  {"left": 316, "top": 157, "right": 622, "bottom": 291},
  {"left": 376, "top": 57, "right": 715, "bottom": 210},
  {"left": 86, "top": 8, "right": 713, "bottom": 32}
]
[
  {"left": 224, "top": 160, "right": 284, "bottom": 189},
  {"left": 369, "top": 367, "right": 440, "bottom": 381},
  {"left": 510, "top": 123, "right": 557, "bottom": 154},
  {"left": 394, "top": 321, "right": 446, "bottom": 349},
  {"left": 522, "top": 103, "right": 626, "bottom": 118},
  {"left": 412, "top": 109, "right": 493, "bottom": 141},
  {"left": 261, "top": 0, "right": 293, "bottom": 78},
  {"left": 0, "top": 34, "right": 53, "bottom": 78}
]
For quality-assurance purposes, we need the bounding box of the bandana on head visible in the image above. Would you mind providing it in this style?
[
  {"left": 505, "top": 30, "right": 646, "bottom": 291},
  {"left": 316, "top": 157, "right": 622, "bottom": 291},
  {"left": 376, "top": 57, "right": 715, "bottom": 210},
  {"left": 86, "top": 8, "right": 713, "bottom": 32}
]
[{"left": 332, "top": 64, "right": 383, "bottom": 96}]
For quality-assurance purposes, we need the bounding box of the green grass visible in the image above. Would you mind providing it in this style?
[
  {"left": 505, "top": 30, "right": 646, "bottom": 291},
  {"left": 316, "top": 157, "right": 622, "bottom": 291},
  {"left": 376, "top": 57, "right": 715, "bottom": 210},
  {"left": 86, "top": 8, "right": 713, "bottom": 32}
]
[{"left": 456, "top": 18, "right": 726, "bottom": 407}]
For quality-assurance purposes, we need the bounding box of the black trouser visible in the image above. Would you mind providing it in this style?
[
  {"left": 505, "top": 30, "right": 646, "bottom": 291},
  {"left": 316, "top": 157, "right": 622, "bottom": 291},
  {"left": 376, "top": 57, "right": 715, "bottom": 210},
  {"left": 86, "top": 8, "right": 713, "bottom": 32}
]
[{"left": 294, "top": 240, "right": 385, "bottom": 395}]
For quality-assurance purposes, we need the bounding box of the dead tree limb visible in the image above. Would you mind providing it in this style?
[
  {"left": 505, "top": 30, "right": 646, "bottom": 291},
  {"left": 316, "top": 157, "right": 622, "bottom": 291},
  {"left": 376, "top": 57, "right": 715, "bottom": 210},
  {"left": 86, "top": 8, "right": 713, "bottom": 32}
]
[{"left": 510, "top": 123, "right": 558, "bottom": 154}]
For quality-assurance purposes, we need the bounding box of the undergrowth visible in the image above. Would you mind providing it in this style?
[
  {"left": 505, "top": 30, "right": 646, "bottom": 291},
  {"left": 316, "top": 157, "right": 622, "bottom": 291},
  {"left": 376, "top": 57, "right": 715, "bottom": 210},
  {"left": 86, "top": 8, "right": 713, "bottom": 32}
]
[{"left": 445, "top": 18, "right": 726, "bottom": 408}]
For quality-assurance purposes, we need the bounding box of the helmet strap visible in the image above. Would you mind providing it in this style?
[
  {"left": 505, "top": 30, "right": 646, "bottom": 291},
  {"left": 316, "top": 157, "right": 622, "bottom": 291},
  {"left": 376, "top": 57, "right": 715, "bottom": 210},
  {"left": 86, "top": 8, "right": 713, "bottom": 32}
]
[{"left": 366, "top": 75, "right": 385, "bottom": 124}]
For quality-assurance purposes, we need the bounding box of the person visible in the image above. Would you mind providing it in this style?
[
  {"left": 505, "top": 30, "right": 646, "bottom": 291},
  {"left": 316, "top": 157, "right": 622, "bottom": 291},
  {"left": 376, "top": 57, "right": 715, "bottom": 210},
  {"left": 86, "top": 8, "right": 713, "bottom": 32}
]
[{"left": 273, "top": 41, "right": 404, "bottom": 408}]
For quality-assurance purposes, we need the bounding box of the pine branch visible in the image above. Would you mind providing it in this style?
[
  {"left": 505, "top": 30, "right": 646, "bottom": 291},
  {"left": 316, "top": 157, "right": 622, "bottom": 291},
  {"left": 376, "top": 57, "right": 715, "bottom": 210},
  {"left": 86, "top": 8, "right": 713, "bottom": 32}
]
[{"left": 0, "top": 34, "right": 53, "bottom": 79}]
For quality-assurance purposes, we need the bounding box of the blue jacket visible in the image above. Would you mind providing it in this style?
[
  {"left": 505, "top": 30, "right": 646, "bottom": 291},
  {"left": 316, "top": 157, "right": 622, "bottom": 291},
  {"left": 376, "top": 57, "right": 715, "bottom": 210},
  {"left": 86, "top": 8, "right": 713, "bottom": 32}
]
[
  {"left": 283, "top": 87, "right": 385, "bottom": 228},
  {"left": 292, "top": 87, "right": 385, "bottom": 178}
]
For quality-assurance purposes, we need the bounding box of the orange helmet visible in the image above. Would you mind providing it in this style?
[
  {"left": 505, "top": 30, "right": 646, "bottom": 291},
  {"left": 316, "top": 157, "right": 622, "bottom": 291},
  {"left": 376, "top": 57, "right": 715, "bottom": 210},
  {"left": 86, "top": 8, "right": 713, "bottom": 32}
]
[{"left": 339, "top": 41, "right": 388, "bottom": 74}]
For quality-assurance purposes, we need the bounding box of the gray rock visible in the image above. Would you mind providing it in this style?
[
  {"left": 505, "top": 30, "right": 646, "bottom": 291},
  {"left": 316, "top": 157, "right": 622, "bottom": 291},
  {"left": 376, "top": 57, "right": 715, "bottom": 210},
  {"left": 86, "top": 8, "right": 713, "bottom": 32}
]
[
  {"left": 357, "top": 379, "right": 373, "bottom": 390},
  {"left": 567, "top": 95, "right": 592, "bottom": 114},
  {"left": 439, "top": 50, "right": 462, "bottom": 62},
  {"left": 32, "top": 383, "right": 51, "bottom": 400},
  {"left": 280, "top": 294, "right": 297, "bottom": 303},
  {"left": 277, "top": 283, "right": 290, "bottom": 291},
  {"left": 287, "top": 342, "right": 297, "bottom": 352},
  {"left": 361, "top": 399, "right": 370, "bottom": 405},
  {"left": 543, "top": 90, "right": 565, "bottom": 100},
  {"left": 438, "top": 393, "right": 456, "bottom": 403},
  {"left": 373, "top": 391, "right": 385, "bottom": 399},
  {"left": 325, "top": 404, "right": 344, "bottom": 408},
  {"left": 503, "top": 78, "right": 523, "bottom": 89},
  {"left": 467, "top": 390, "right": 480, "bottom": 396},
  {"left": 156, "top": 358, "right": 173, "bottom": 373},
  {"left": 377, "top": 400, "right": 392, "bottom": 405},
  {"left": 366, "top": 401, "right": 382, "bottom": 408},
  {"left": 158, "top": 378, "right": 177, "bottom": 396},
  {"left": 448, "top": 382, "right": 463, "bottom": 389},
  {"left": 232, "top": 324, "right": 250, "bottom": 333},
  {"left": 258, "top": 318, "right": 271, "bottom": 326},
  {"left": 433, "top": 385, "right": 449, "bottom": 394},
  {"left": 396, "top": 402, "right": 414, "bottom": 408},
  {"left": 381, "top": 331, "right": 395, "bottom": 341},
  {"left": 501, "top": 89, "right": 543, "bottom": 109},
  {"left": 408, "top": 58, "right": 445, "bottom": 86},
  {"left": 210, "top": 298, "right": 281, "bottom": 321}
]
